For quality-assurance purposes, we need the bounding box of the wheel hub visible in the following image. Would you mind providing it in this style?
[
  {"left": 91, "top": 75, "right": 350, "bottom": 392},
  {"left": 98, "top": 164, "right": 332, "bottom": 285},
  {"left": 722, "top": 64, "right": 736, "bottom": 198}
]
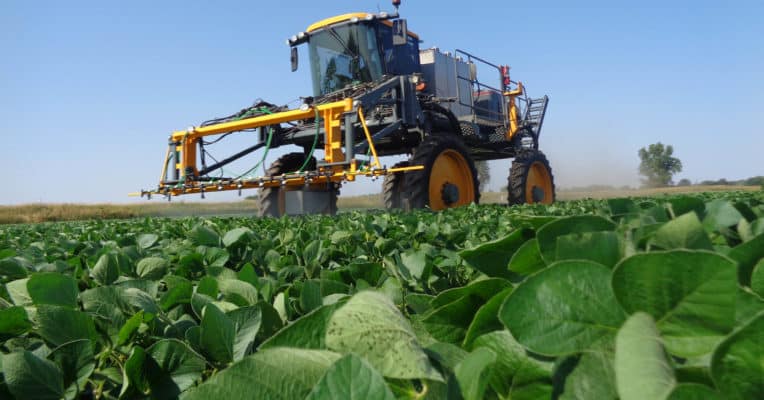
[
  {"left": 441, "top": 182, "right": 460, "bottom": 205},
  {"left": 531, "top": 186, "right": 545, "bottom": 203}
]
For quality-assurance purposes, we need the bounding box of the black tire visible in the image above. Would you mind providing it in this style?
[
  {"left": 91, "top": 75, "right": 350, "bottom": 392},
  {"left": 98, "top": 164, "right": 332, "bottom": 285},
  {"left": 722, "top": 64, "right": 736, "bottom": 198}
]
[
  {"left": 508, "top": 150, "right": 555, "bottom": 205},
  {"left": 403, "top": 135, "right": 480, "bottom": 211},
  {"left": 258, "top": 153, "right": 338, "bottom": 217},
  {"left": 383, "top": 161, "right": 409, "bottom": 209}
]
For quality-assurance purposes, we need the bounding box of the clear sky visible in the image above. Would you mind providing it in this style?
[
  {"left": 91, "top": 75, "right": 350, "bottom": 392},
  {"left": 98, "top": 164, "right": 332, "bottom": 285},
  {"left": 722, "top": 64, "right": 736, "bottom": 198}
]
[{"left": 1, "top": 0, "right": 762, "bottom": 204}]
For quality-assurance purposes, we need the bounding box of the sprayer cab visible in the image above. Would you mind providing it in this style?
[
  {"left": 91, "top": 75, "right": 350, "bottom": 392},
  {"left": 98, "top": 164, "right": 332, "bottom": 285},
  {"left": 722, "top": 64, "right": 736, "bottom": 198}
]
[{"left": 288, "top": 12, "right": 421, "bottom": 97}]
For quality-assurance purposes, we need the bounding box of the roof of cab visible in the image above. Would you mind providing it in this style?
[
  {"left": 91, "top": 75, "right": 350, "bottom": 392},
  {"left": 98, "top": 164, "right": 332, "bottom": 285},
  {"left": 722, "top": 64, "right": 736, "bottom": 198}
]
[{"left": 306, "top": 12, "right": 419, "bottom": 39}]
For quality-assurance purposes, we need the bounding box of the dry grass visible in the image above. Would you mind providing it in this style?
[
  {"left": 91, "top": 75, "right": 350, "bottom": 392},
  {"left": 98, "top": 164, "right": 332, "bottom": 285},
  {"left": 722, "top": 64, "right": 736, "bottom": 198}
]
[{"left": 2, "top": 185, "right": 758, "bottom": 225}]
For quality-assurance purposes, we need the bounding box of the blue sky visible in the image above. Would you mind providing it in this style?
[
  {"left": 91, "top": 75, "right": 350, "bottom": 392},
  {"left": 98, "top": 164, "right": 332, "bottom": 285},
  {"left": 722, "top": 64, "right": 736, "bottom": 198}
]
[{"left": 1, "top": 0, "right": 762, "bottom": 204}]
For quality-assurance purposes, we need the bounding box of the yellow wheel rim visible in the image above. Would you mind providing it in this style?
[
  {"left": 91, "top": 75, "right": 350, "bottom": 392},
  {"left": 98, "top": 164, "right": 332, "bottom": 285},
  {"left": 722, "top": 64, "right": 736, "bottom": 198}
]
[
  {"left": 428, "top": 149, "right": 475, "bottom": 210},
  {"left": 526, "top": 161, "right": 554, "bottom": 204}
]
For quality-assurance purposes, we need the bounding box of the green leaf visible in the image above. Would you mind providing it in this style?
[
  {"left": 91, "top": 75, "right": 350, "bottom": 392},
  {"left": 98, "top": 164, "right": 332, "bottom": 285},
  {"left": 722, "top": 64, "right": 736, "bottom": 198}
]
[
  {"left": 91, "top": 253, "right": 121, "bottom": 285},
  {"left": 508, "top": 238, "right": 546, "bottom": 276},
  {"left": 188, "top": 224, "right": 220, "bottom": 247},
  {"left": 160, "top": 276, "right": 193, "bottom": 311},
  {"left": 400, "top": 249, "right": 429, "bottom": 281},
  {"left": 146, "top": 339, "right": 206, "bottom": 393},
  {"left": 200, "top": 303, "right": 235, "bottom": 364},
  {"left": 612, "top": 250, "right": 737, "bottom": 357},
  {"left": 136, "top": 233, "right": 159, "bottom": 249},
  {"left": 326, "top": 291, "right": 443, "bottom": 381},
  {"left": 471, "top": 330, "right": 553, "bottom": 399},
  {"left": 6, "top": 279, "right": 33, "bottom": 307},
  {"left": 196, "top": 276, "right": 218, "bottom": 298},
  {"left": 3, "top": 351, "right": 65, "bottom": 400},
  {"left": 560, "top": 347, "right": 617, "bottom": 400},
  {"left": 219, "top": 279, "right": 258, "bottom": 307},
  {"left": 666, "top": 384, "right": 721, "bottom": 400},
  {"left": 0, "top": 258, "right": 28, "bottom": 280},
  {"left": 184, "top": 348, "right": 340, "bottom": 400},
  {"left": 35, "top": 305, "right": 97, "bottom": 347},
  {"left": 462, "top": 287, "right": 513, "bottom": 348},
  {"left": 703, "top": 199, "right": 744, "bottom": 231},
  {"left": 555, "top": 231, "right": 622, "bottom": 268},
  {"left": 614, "top": 312, "right": 676, "bottom": 400},
  {"left": 728, "top": 233, "right": 764, "bottom": 285},
  {"left": 667, "top": 196, "right": 705, "bottom": 219},
  {"left": 710, "top": 311, "right": 764, "bottom": 400},
  {"left": 300, "top": 279, "right": 323, "bottom": 313},
  {"left": 459, "top": 229, "right": 534, "bottom": 278},
  {"left": 649, "top": 212, "right": 713, "bottom": 251},
  {"left": 120, "top": 346, "right": 156, "bottom": 397},
  {"left": 430, "top": 278, "right": 509, "bottom": 308},
  {"left": 305, "top": 353, "right": 396, "bottom": 400},
  {"left": 136, "top": 257, "right": 169, "bottom": 280},
  {"left": 750, "top": 259, "right": 764, "bottom": 297},
  {"left": 0, "top": 306, "right": 32, "bottom": 341},
  {"left": 228, "top": 306, "right": 261, "bottom": 361},
  {"left": 222, "top": 227, "right": 253, "bottom": 248},
  {"left": 500, "top": 260, "right": 625, "bottom": 356},
  {"left": 48, "top": 339, "right": 95, "bottom": 399},
  {"left": 536, "top": 215, "right": 615, "bottom": 263},
  {"left": 260, "top": 301, "right": 344, "bottom": 350},
  {"left": 454, "top": 347, "right": 497, "bottom": 400}
]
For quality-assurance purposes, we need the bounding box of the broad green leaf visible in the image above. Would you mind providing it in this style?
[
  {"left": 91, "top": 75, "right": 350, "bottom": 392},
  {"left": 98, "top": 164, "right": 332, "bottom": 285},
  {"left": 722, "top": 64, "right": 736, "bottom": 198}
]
[
  {"left": 146, "top": 339, "right": 206, "bottom": 393},
  {"left": 219, "top": 279, "right": 258, "bottom": 307},
  {"left": 471, "top": 330, "right": 553, "bottom": 398},
  {"left": 508, "top": 238, "right": 546, "bottom": 276},
  {"left": 0, "top": 306, "right": 31, "bottom": 341},
  {"left": 48, "top": 339, "right": 95, "bottom": 399},
  {"left": 260, "top": 301, "right": 344, "bottom": 350},
  {"left": 3, "top": 351, "right": 65, "bottom": 400},
  {"left": 710, "top": 311, "right": 764, "bottom": 400},
  {"left": 500, "top": 260, "right": 625, "bottom": 356},
  {"left": 536, "top": 215, "right": 615, "bottom": 263},
  {"left": 91, "top": 253, "right": 120, "bottom": 285},
  {"left": 421, "top": 292, "right": 488, "bottom": 344},
  {"left": 615, "top": 312, "right": 675, "bottom": 400},
  {"left": 200, "top": 303, "right": 235, "bottom": 364},
  {"left": 184, "top": 348, "right": 340, "bottom": 400},
  {"left": 7, "top": 278, "right": 31, "bottom": 306},
  {"left": 117, "top": 310, "right": 149, "bottom": 346},
  {"left": 462, "top": 287, "right": 513, "bottom": 348},
  {"left": 228, "top": 306, "right": 261, "bottom": 361},
  {"left": 35, "top": 305, "right": 96, "bottom": 347},
  {"left": 703, "top": 199, "right": 743, "bottom": 231},
  {"left": 300, "top": 279, "right": 322, "bottom": 313},
  {"left": 188, "top": 225, "right": 220, "bottom": 247},
  {"left": 430, "top": 278, "right": 509, "bottom": 308},
  {"left": 667, "top": 196, "right": 705, "bottom": 219},
  {"left": 555, "top": 231, "right": 622, "bottom": 268},
  {"left": 750, "top": 259, "right": 764, "bottom": 297},
  {"left": 160, "top": 276, "right": 193, "bottom": 311},
  {"left": 326, "top": 291, "right": 443, "bottom": 381},
  {"left": 222, "top": 227, "right": 253, "bottom": 248},
  {"left": 305, "top": 353, "right": 396, "bottom": 400},
  {"left": 136, "top": 233, "right": 159, "bottom": 249},
  {"left": 454, "top": 347, "right": 497, "bottom": 400},
  {"left": 459, "top": 229, "right": 534, "bottom": 278},
  {"left": 136, "top": 257, "right": 169, "bottom": 280},
  {"left": 666, "top": 383, "right": 721, "bottom": 400},
  {"left": 196, "top": 276, "right": 218, "bottom": 298},
  {"left": 612, "top": 250, "right": 737, "bottom": 357},
  {"left": 0, "top": 258, "right": 28, "bottom": 280},
  {"left": 120, "top": 346, "right": 157, "bottom": 398},
  {"left": 728, "top": 233, "right": 764, "bottom": 285},
  {"left": 607, "top": 198, "right": 639, "bottom": 217},
  {"left": 400, "top": 249, "right": 429, "bottom": 281},
  {"left": 559, "top": 347, "right": 617, "bottom": 400},
  {"left": 649, "top": 212, "right": 713, "bottom": 251}
]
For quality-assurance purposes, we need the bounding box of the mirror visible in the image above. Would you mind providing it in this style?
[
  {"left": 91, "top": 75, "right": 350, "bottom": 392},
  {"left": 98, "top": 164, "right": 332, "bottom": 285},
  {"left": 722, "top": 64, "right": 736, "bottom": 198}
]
[
  {"left": 392, "top": 19, "right": 408, "bottom": 46},
  {"left": 290, "top": 47, "right": 298, "bottom": 72}
]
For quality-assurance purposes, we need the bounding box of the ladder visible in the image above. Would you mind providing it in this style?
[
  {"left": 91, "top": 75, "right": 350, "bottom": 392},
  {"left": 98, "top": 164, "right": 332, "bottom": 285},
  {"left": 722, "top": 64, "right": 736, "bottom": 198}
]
[{"left": 523, "top": 95, "right": 549, "bottom": 137}]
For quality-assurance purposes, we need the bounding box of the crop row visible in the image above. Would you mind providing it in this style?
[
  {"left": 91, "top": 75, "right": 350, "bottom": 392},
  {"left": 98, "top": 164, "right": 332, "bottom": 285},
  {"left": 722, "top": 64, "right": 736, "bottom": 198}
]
[{"left": 0, "top": 192, "right": 763, "bottom": 399}]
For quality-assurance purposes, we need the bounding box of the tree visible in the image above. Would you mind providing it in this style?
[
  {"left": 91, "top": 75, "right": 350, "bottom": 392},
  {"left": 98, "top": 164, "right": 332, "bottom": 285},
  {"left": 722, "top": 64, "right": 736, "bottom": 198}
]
[
  {"left": 475, "top": 161, "right": 490, "bottom": 192},
  {"left": 638, "top": 142, "right": 682, "bottom": 187},
  {"left": 676, "top": 178, "right": 692, "bottom": 187}
]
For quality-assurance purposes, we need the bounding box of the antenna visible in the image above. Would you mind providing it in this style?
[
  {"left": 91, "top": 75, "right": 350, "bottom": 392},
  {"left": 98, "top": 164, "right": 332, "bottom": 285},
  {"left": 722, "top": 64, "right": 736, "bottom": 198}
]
[{"left": 392, "top": 0, "right": 400, "bottom": 12}]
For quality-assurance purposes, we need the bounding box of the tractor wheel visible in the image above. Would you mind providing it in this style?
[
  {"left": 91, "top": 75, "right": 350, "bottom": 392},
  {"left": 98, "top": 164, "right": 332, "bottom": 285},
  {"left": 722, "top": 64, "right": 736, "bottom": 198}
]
[
  {"left": 382, "top": 161, "right": 409, "bottom": 209},
  {"left": 403, "top": 136, "right": 480, "bottom": 211},
  {"left": 507, "top": 150, "right": 555, "bottom": 205},
  {"left": 258, "top": 153, "right": 338, "bottom": 217}
]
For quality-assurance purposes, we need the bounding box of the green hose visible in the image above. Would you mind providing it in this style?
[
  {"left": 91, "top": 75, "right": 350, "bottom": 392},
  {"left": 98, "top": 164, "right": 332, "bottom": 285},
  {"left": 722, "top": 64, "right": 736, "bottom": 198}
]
[{"left": 294, "top": 109, "right": 320, "bottom": 173}]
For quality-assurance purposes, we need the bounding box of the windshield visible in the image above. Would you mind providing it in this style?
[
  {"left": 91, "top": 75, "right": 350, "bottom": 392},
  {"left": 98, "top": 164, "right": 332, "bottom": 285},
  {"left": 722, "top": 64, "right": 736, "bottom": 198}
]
[{"left": 309, "top": 23, "right": 384, "bottom": 96}]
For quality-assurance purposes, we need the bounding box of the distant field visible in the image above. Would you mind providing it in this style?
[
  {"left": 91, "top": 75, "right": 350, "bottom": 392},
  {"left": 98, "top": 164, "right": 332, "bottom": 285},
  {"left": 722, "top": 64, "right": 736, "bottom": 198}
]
[{"left": 1, "top": 185, "right": 759, "bottom": 224}]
